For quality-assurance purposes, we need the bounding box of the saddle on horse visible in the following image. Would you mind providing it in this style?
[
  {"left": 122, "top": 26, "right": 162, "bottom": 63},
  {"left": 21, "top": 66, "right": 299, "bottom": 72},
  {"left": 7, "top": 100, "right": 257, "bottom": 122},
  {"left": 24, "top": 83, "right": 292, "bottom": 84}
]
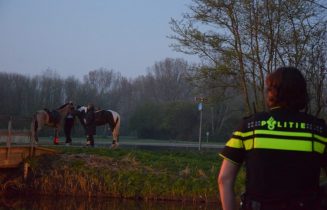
[{"left": 44, "top": 109, "right": 61, "bottom": 125}]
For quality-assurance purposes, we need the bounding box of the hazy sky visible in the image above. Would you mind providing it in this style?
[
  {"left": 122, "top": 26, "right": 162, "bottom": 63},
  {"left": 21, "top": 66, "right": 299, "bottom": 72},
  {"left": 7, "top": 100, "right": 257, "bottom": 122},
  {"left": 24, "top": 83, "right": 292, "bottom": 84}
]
[{"left": 0, "top": 0, "right": 198, "bottom": 80}]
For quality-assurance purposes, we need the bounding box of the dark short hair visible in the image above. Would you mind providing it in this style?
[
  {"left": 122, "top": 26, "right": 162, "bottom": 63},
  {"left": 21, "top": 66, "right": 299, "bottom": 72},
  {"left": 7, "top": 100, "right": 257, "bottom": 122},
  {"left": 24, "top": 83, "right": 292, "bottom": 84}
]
[{"left": 265, "top": 67, "right": 308, "bottom": 110}]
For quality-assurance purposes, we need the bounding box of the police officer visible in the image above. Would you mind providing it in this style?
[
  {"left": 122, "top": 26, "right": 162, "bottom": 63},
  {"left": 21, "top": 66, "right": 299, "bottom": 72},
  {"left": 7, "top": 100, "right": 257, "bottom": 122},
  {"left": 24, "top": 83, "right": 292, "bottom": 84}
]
[
  {"left": 85, "top": 103, "right": 96, "bottom": 147},
  {"left": 218, "top": 67, "right": 327, "bottom": 210}
]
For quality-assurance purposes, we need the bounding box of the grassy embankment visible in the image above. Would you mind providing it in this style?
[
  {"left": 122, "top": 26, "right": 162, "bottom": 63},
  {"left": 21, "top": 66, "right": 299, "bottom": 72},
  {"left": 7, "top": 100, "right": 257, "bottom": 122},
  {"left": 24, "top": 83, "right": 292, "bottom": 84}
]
[{"left": 22, "top": 146, "right": 246, "bottom": 203}]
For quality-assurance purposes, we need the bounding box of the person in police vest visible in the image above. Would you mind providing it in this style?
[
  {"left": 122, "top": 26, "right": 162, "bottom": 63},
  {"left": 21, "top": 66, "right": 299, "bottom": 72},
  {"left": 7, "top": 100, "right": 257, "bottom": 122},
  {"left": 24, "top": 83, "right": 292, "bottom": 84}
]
[{"left": 218, "top": 67, "right": 327, "bottom": 210}]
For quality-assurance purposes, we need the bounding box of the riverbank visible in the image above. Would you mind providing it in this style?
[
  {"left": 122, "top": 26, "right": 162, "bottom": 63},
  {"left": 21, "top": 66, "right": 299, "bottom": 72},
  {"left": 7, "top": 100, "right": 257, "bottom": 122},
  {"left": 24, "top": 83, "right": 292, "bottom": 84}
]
[{"left": 1, "top": 146, "right": 244, "bottom": 206}]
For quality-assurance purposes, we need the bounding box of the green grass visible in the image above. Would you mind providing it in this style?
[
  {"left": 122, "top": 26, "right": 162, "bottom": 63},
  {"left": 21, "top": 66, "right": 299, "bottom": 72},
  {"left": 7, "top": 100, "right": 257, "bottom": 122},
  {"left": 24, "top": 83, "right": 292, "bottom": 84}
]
[{"left": 23, "top": 146, "right": 232, "bottom": 203}]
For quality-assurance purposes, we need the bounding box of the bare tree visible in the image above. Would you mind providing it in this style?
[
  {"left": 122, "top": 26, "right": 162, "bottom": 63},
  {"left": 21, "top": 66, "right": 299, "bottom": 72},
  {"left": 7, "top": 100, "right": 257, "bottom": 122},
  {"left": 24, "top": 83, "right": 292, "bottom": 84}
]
[
  {"left": 34, "top": 69, "right": 64, "bottom": 108},
  {"left": 170, "top": 0, "right": 327, "bottom": 114},
  {"left": 63, "top": 76, "right": 81, "bottom": 103},
  {"left": 83, "top": 68, "right": 122, "bottom": 107},
  {"left": 83, "top": 68, "right": 121, "bottom": 95},
  {"left": 145, "top": 58, "right": 194, "bottom": 103}
]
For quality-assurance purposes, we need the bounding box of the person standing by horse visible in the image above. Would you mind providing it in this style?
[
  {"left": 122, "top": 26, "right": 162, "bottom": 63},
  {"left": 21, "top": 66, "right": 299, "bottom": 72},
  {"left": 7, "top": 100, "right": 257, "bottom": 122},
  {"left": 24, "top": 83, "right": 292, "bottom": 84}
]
[
  {"left": 64, "top": 105, "right": 75, "bottom": 146},
  {"left": 85, "top": 103, "right": 96, "bottom": 147}
]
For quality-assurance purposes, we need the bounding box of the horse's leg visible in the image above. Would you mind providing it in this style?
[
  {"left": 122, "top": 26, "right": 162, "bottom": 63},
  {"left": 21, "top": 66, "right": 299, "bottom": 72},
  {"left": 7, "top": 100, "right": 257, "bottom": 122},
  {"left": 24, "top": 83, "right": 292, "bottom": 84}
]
[
  {"left": 53, "top": 128, "right": 59, "bottom": 145},
  {"left": 34, "top": 117, "right": 39, "bottom": 143},
  {"left": 34, "top": 132, "right": 39, "bottom": 143},
  {"left": 34, "top": 114, "right": 44, "bottom": 144},
  {"left": 111, "top": 132, "right": 119, "bottom": 148}
]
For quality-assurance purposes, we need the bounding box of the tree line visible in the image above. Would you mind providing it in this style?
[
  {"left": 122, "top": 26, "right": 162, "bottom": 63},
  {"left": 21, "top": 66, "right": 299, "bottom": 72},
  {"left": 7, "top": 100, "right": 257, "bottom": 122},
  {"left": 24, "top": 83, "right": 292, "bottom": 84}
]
[
  {"left": 0, "top": 58, "right": 238, "bottom": 141},
  {"left": 1, "top": 0, "right": 327, "bottom": 142}
]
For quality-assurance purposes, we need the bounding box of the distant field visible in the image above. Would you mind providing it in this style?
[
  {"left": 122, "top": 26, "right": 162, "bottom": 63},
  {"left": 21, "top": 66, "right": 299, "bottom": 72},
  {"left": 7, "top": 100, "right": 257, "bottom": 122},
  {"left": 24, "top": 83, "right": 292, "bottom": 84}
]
[
  {"left": 0, "top": 135, "right": 225, "bottom": 152},
  {"left": 37, "top": 136, "right": 201, "bottom": 144}
]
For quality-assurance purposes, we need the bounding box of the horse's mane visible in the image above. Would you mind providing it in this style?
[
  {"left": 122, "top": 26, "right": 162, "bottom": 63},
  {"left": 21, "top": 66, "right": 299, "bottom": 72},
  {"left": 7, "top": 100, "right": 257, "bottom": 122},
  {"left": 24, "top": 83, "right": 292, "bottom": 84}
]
[{"left": 57, "top": 102, "right": 73, "bottom": 110}]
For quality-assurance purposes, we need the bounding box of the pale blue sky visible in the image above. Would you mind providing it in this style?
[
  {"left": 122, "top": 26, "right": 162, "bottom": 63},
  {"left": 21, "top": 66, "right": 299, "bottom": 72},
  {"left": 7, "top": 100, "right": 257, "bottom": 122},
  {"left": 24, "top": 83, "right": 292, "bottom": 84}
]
[{"left": 0, "top": 0, "right": 197, "bottom": 79}]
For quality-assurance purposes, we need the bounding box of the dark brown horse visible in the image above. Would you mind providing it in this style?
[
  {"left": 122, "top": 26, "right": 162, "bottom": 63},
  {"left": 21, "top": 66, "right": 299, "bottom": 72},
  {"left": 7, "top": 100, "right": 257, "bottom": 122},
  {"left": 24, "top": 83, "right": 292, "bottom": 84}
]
[
  {"left": 75, "top": 105, "right": 121, "bottom": 148},
  {"left": 33, "top": 102, "right": 74, "bottom": 144}
]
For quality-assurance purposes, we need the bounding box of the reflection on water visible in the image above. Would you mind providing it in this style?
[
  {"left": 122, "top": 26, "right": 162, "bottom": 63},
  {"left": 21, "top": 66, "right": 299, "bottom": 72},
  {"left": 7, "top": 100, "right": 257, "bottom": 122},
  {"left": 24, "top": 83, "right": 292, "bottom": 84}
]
[{"left": 0, "top": 195, "right": 220, "bottom": 210}]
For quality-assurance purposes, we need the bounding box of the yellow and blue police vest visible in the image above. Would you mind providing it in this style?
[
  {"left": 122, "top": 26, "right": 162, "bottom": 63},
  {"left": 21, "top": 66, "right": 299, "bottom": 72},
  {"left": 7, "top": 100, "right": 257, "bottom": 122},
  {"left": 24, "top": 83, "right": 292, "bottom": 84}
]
[{"left": 220, "top": 107, "right": 327, "bottom": 201}]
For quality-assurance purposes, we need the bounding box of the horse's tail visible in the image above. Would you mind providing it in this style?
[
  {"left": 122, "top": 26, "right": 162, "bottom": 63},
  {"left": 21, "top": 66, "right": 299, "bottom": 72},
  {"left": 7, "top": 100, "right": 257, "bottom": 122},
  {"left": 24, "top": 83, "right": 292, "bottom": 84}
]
[{"left": 112, "top": 114, "right": 120, "bottom": 143}]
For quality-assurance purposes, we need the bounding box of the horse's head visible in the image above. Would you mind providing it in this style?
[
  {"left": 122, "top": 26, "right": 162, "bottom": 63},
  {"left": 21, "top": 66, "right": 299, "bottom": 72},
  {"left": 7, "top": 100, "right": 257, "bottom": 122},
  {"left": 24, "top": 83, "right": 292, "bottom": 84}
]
[
  {"left": 74, "top": 105, "right": 88, "bottom": 127},
  {"left": 57, "top": 101, "right": 74, "bottom": 111},
  {"left": 76, "top": 105, "right": 87, "bottom": 114}
]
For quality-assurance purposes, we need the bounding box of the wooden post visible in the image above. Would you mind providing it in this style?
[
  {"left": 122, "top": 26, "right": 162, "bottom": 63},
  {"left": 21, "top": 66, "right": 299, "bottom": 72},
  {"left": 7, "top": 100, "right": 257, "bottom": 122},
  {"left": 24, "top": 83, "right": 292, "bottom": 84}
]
[
  {"left": 7, "top": 117, "right": 12, "bottom": 147},
  {"left": 23, "top": 162, "right": 30, "bottom": 181},
  {"left": 5, "top": 117, "right": 12, "bottom": 164}
]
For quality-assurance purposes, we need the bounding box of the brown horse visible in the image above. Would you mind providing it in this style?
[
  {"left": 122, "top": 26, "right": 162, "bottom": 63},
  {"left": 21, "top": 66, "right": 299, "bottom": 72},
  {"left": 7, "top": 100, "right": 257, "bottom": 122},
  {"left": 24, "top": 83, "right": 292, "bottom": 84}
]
[{"left": 33, "top": 102, "right": 74, "bottom": 144}]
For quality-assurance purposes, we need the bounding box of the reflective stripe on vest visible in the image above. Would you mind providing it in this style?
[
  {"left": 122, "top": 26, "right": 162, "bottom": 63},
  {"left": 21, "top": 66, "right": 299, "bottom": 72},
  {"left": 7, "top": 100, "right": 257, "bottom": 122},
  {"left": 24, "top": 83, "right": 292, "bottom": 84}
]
[{"left": 226, "top": 129, "right": 327, "bottom": 153}]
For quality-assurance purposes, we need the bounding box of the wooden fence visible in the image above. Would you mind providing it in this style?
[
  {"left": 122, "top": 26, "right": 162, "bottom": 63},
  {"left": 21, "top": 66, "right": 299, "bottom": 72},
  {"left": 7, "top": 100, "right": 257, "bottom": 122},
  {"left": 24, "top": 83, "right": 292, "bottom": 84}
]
[{"left": 0, "top": 116, "right": 56, "bottom": 169}]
